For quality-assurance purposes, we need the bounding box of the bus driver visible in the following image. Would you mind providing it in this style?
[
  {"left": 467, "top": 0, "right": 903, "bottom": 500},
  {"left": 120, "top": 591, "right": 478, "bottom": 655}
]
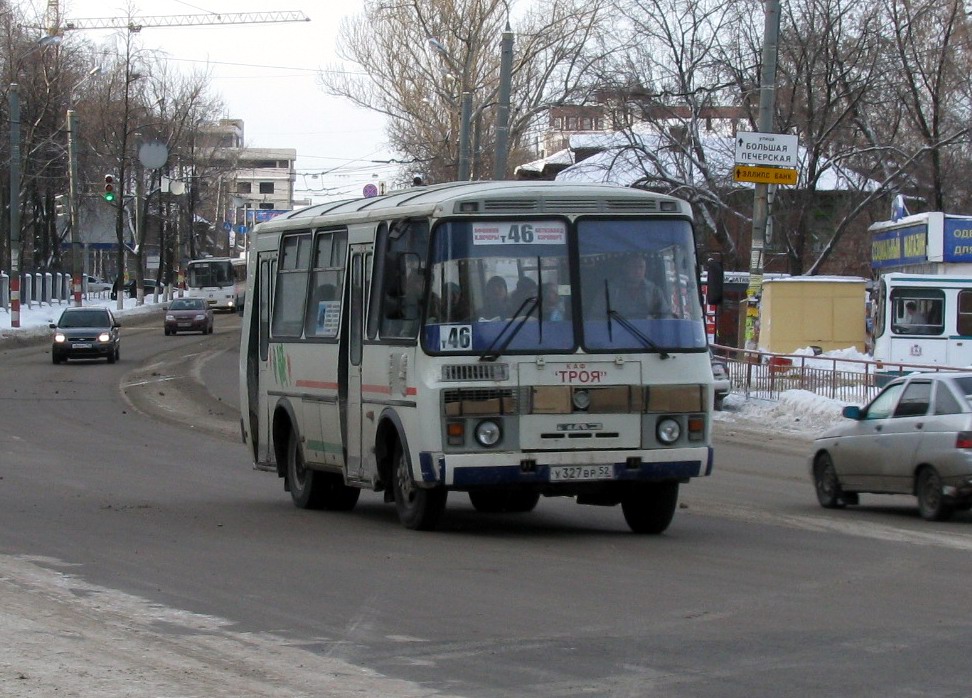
[{"left": 606, "top": 255, "right": 671, "bottom": 319}]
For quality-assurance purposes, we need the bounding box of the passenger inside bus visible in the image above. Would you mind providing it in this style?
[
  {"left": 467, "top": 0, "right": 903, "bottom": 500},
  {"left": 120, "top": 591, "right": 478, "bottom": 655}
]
[
  {"left": 509, "top": 277, "right": 538, "bottom": 316},
  {"left": 541, "top": 282, "right": 565, "bottom": 321},
  {"left": 478, "top": 276, "right": 510, "bottom": 321},
  {"left": 429, "top": 282, "right": 470, "bottom": 323}
]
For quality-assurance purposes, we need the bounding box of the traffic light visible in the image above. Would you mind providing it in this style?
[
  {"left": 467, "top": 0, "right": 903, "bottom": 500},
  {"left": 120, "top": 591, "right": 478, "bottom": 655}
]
[
  {"left": 103, "top": 174, "right": 116, "bottom": 202},
  {"left": 54, "top": 194, "right": 66, "bottom": 218}
]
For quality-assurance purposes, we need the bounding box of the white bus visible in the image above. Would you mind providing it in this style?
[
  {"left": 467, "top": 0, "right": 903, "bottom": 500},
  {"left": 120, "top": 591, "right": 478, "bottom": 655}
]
[
  {"left": 238, "top": 181, "right": 716, "bottom": 532},
  {"left": 872, "top": 272, "right": 972, "bottom": 366},
  {"left": 185, "top": 256, "right": 246, "bottom": 311}
]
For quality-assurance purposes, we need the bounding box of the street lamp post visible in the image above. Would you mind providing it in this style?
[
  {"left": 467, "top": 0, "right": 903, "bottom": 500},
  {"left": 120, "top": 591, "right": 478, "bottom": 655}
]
[
  {"left": 458, "top": 92, "right": 472, "bottom": 181},
  {"left": 66, "top": 67, "right": 102, "bottom": 307},
  {"left": 8, "top": 84, "right": 22, "bottom": 327},
  {"left": 66, "top": 108, "right": 81, "bottom": 306},
  {"left": 493, "top": 23, "right": 514, "bottom": 180}
]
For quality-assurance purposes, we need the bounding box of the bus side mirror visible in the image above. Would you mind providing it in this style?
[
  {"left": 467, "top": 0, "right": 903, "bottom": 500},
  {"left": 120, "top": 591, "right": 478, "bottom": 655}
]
[{"left": 706, "top": 259, "right": 724, "bottom": 306}]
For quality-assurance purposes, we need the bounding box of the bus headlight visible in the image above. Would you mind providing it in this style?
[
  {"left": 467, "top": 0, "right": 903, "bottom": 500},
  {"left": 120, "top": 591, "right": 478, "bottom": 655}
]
[
  {"left": 656, "top": 418, "right": 681, "bottom": 444},
  {"left": 475, "top": 420, "right": 502, "bottom": 447}
]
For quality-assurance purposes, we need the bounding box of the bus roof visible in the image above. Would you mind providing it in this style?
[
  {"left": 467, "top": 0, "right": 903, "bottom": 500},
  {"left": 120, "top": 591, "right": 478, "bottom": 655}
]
[{"left": 252, "top": 181, "right": 690, "bottom": 235}]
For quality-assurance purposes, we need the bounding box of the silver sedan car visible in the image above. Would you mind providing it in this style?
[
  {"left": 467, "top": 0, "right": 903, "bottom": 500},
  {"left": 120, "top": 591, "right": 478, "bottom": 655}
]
[{"left": 809, "top": 371, "right": 972, "bottom": 521}]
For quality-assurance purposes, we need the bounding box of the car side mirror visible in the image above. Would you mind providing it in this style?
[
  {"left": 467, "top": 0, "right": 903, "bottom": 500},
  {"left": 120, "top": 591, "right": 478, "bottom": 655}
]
[
  {"left": 49, "top": 322, "right": 56, "bottom": 329},
  {"left": 841, "top": 405, "right": 862, "bottom": 420}
]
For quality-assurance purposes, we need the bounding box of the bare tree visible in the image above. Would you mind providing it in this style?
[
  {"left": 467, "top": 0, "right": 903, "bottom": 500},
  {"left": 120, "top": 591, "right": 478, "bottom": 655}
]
[{"left": 320, "top": 0, "right": 607, "bottom": 182}]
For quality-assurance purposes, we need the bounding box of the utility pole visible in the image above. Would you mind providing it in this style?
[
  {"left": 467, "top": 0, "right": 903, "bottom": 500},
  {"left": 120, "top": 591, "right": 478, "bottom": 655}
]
[
  {"left": 67, "top": 109, "right": 81, "bottom": 306},
  {"left": 8, "top": 84, "right": 21, "bottom": 328},
  {"left": 744, "top": 0, "right": 782, "bottom": 350},
  {"left": 493, "top": 23, "right": 514, "bottom": 180}
]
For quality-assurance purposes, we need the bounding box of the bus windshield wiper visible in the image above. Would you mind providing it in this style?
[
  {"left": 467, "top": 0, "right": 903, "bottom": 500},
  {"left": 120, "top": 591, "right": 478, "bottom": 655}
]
[
  {"left": 479, "top": 295, "right": 539, "bottom": 362},
  {"left": 603, "top": 281, "right": 669, "bottom": 359},
  {"left": 608, "top": 310, "right": 670, "bottom": 359}
]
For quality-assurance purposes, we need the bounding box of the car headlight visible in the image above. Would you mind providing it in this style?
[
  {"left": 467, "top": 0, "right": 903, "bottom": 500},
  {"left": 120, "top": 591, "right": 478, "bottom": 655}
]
[
  {"left": 474, "top": 419, "right": 502, "bottom": 447},
  {"left": 98, "top": 332, "right": 111, "bottom": 343},
  {"left": 195, "top": 313, "right": 207, "bottom": 320},
  {"left": 54, "top": 332, "right": 66, "bottom": 343},
  {"left": 572, "top": 388, "right": 591, "bottom": 411},
  {"left": 656, "top": 418, "right": 681, "bottom": 444},
  {"left": 165, "top": 314, "right": 175, "bottom": 321}
]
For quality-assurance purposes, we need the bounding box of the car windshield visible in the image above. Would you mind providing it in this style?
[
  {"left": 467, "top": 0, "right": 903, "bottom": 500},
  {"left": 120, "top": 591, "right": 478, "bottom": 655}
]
[
  {"left": 421, "top": 217, "right": 706, "bottom": 355},
  {"left": 59, "top": 310, "right": 110, "bottom": 328},
  {"left": 170, "top": 300, "right": 203, "bottom": 311}
]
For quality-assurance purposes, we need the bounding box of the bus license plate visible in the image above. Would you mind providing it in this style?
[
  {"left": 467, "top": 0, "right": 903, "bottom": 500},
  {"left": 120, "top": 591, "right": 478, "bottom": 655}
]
[{"left": 549, "top": 465, "right": 613, "bottom": 481}]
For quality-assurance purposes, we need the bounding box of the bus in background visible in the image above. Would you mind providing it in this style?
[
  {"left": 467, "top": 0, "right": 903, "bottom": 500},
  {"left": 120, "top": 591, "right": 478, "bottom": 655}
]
[
  {"left": 238, "top": 181, "right": 717, "bottom": 532},
  {"left": 185, "top": 256, "right": 246, "bottom": 311},
  {"left": 872, "top": 272, "right": 972, "bottom": 366}
]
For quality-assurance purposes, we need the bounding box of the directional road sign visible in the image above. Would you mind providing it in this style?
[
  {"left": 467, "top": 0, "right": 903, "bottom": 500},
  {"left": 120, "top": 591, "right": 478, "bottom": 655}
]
[
  {"left": 734, "top": 165, "right": 798, "bottom": 186},
  {"left": 734, "top": 132, "right": 799, "bottom": 168}
]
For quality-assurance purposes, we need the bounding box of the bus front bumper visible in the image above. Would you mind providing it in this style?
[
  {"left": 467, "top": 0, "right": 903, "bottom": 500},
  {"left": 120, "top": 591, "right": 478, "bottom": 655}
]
[{"left": 417, "top": 446, "right": 713, "bottom": 488}]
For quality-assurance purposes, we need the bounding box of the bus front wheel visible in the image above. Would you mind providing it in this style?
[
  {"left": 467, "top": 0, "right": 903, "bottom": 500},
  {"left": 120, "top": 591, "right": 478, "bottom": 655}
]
[
  {"left": 621, "top": 482, "right": 679, "bottom": 534},
  {"left": 392, "top": 443, "right": 446, "bottom": 530}
]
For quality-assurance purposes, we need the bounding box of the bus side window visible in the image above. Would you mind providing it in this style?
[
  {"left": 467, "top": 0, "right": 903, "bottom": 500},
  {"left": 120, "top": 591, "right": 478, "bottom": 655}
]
[
  {"left": 272, "top": 233, "right": 312, "bottom": 338},
  {"left": 377, "top": 220, "right": 429, "bottom": 339},
  {"left": 958, "top": 290, "right": 972, "bottom": 336}
]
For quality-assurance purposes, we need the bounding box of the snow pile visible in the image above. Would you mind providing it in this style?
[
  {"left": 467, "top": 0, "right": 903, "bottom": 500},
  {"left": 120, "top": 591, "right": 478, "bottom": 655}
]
[{"left": 716, "top": 388, "right": 849, "bottom": 438}]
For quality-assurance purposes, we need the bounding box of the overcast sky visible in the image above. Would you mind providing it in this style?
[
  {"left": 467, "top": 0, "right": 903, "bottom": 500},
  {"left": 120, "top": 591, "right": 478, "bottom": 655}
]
[{"left": 20, "top": 0, "right": 396, "bottom": 203}]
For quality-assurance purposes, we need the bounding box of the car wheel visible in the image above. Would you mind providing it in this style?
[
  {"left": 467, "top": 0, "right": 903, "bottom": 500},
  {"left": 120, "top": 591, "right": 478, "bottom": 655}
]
[
  {"left": 392, "top": 441, "right": 446, "bottom": 530},
  {"left": 917, "top": 467, "right": 954, "bottom": 521},
  {"left": 107, "top": 348, "right": 116, "bottom": 364},
  {"left": 51, "top": 353, "right": 60, "bottom": 365},
  {"left": 813, "top": 453, "right": 846, "bottom": 509},
  {"left": 621, "top": 481, "right": 679, "bottom": 534},
  {"left": 164, "top": 328, "right": 170, "bottom": 336}
]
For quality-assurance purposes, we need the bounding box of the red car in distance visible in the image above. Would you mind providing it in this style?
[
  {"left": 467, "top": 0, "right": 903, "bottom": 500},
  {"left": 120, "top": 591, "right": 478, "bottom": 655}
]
[{"left": 164, "top": 297, "right": 214, "bottom": 335}]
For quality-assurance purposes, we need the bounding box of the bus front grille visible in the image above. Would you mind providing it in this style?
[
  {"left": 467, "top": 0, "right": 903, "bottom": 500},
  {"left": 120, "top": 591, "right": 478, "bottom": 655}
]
[
  {"left": 441, "top": 363, "right": 510, "bottom": 382},
  {"left": 443, "top": 388, "right": 521, "bottom": 416}
]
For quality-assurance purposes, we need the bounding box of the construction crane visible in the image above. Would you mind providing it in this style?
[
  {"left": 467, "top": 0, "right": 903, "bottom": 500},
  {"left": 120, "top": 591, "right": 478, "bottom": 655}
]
[{"left": 38, "top": 1, "right": 309, "bottom": 35}]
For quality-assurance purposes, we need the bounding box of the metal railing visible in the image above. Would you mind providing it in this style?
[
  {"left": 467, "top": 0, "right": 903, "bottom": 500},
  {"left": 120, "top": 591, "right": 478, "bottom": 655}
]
[{"left": 711, "top": 344, "right": 968, "bottom": 406}]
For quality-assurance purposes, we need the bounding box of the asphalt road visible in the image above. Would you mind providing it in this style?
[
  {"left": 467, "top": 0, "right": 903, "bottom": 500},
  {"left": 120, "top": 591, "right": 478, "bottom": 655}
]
[{"left": 2, "top": 312, "right": 971, "bottom": 697}]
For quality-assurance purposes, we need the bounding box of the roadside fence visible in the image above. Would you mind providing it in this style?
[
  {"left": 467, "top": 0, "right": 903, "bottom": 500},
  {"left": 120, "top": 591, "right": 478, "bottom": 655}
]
[{"left": 711, "top": 344, "right": 969, "bottom": 406}]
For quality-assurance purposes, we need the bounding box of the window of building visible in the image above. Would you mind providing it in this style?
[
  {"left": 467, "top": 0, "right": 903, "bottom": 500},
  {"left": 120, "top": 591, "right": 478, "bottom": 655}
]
[
  {"left": 259, "top": 203, "right": 275, "bottom": 210},
  {"left": 236, "top": 182, "right": 252, "bottom": 194},
  {"left": 259, "top": 182, "right": 275, "bottom": 195}
]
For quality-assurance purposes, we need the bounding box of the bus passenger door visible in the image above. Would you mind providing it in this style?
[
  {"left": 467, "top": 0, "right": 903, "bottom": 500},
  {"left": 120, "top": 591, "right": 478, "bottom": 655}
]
[
  {"left": 342, "top": 249, "right": 367, "bottom": 479},
  {"left": 250, "top": 253, "right": 276, "bottom": 466}
]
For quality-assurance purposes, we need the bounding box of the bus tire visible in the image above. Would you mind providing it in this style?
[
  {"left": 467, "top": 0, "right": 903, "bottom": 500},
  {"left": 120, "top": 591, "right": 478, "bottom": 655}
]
[
  {"left": 392, "top": 442, "right": 446, "bottom": 530},
  {"left": 621, "top": 482, "right": 679, "bottom": 534},
  {"left": 286, "top": 431, "right": 360, "bottom": 511}
]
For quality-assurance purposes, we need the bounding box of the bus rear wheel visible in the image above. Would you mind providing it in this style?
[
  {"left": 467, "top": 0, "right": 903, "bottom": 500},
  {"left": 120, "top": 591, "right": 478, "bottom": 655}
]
[
  {"left": 287, "top": 431, "right": 360, "bottom": 511},
  {"left": 621, "top": 482, "right": 679, "bottom": 534},
  {"left": 392, "top": 443, "right": 446, "bottom": 530}
]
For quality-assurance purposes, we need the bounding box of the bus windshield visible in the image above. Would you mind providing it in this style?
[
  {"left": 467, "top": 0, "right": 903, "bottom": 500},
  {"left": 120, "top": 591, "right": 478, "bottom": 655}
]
[
  {"left": 578, "top": 218, "right": 705, "bottom": 351},
  {"left": 187, "top": 260, "right": 234, "bottom": 289},
  {"left": 422, "top": 218, "right": 705, "bottom": 355}
]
